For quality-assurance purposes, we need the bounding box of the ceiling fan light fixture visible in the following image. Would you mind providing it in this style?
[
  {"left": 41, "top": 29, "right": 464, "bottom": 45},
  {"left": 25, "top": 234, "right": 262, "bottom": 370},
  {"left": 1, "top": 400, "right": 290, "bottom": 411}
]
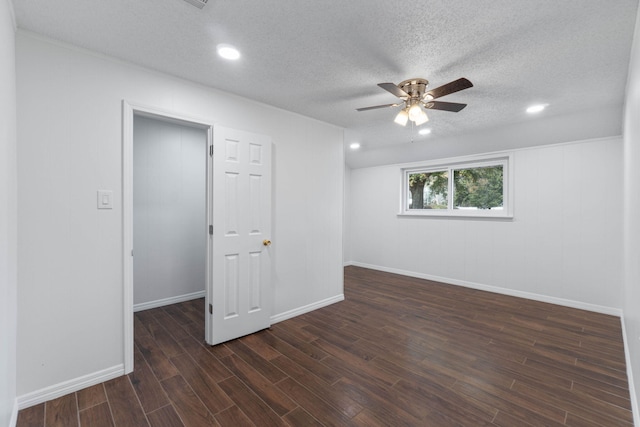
[
  {"left": 414, "top": 110, "right": 429, "bottom": 126},
  {"left": 408, "top": 103, "right": 423, "bottom": 121},
  {"left": 394, "top": 109, "right": 409, "bottom": 126}
]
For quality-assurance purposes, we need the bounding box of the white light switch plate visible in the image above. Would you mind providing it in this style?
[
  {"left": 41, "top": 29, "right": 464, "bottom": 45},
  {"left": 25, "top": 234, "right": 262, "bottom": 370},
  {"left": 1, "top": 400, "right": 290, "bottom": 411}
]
[{"left": 97, "top": 190, "right": 113, "bottom": 209}]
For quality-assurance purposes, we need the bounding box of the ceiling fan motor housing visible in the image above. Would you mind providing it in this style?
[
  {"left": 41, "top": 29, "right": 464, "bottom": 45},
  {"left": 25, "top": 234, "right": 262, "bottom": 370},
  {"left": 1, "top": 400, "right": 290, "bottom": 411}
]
[{"left": 398, "top": 78, "right": 429, "bottom": 100}]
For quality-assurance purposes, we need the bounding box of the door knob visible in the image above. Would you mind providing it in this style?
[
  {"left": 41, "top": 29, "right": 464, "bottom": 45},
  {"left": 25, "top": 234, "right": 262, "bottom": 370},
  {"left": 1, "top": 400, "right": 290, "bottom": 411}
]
[{"left": 263, "top": 239, "right": 272, "bottom": 246}]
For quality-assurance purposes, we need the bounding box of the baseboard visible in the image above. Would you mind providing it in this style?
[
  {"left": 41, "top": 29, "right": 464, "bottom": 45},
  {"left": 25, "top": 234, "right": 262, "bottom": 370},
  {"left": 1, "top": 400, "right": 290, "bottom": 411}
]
[
  {"left": 17, "top": 364, "right": 124, "bottom": 410},
  {"left": 343, "top": 261, "right": 354, "bottom": 267},
  {"left": 133, "top": 290, "right": 205, "bottom": 312},
  {"left": 9, "top": 397, "right": 18, "bottom": 427},
  {"left": 621, "top": 316, "right": 640, "bottom": 426},
  {"left": 348, "top": 262, "right": 622, "bottom": 317},
  {"left": 270, "top": 294, "right": 345, "bottom": 325}
]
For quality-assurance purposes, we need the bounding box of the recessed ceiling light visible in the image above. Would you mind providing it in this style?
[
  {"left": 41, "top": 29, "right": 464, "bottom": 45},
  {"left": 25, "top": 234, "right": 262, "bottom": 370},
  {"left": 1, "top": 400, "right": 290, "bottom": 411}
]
[
  {"left": 217, "top": 44, "right": 240, "bottom": 60},
  {"left": 418, "top": 128, "right": 432, "bottom": 135},
  {"left": 526, "top": 104, "right": 547, "bottom": 114},
  {"left": 349, "top": 142, "right": 361, "bottom": 150}
]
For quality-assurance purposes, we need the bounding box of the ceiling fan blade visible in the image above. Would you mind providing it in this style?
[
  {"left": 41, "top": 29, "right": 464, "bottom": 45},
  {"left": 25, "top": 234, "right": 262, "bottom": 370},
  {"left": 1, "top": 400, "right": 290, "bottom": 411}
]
[
  {"left": 377, "top": 83, "right": 409, "bottom": 98},
  {"left": 425, "top": 78, "right": 473, "bottom": 100},
  {"left": 423, "top": 101, "right": 467, "bottom": 112},
  {"left": 356, "top": 103, "right": 400, "bottom": 112}
]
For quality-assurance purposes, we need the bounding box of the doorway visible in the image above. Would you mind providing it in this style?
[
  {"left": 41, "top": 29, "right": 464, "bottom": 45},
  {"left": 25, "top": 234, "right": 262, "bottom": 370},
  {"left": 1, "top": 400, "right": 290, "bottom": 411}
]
[
  {"left": 122, "top": 103, "right": 273, "bottom": 373},
  {"left": 122, "top": 103, "right": 213, "bottom": 373},
  {"left": 132, "top": 115, "right": 208, "bottom": 310}
]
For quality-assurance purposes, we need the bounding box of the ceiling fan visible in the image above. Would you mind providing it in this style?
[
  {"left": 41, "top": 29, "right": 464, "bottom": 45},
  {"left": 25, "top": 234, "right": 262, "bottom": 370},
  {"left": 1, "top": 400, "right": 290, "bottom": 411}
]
[{"left": 357, "top": 77, "right": 473, "bottom": 126}]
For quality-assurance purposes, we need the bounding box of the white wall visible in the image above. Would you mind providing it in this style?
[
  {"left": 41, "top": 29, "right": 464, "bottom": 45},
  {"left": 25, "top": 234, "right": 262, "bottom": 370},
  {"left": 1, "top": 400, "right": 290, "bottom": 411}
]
[
  {"left": 347, "top": 138, "right": 623, "bottom": 312},
  {"left": 346, "top": 106, "right": 624, "bottom": 169},
  {"left": 343, "top": 164, "right": 352, "bottom": 264},
  {"left": 16, "top": 32, "right": 344, "bottom": 398},
  {"left": 623, "top": 2, "right": 640, "bottom": 421},
  {"left": 133, "top": 115, "right": 207, "bottom": 306},
  {"left": 0, "top": 0, "right": 17, "bottom": 424}
]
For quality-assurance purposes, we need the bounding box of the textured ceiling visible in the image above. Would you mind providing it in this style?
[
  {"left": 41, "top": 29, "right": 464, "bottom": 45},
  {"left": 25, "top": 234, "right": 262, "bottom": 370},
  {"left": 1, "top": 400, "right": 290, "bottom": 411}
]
[{"left": 13, "top": 0, "right": 639, "bottom": 167}]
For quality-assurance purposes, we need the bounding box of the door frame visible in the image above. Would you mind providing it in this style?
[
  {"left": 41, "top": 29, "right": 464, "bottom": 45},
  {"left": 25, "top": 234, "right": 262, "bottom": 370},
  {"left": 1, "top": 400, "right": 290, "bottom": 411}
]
[{"left": 122, "top": 101, "right": 213, "bottom": 373}]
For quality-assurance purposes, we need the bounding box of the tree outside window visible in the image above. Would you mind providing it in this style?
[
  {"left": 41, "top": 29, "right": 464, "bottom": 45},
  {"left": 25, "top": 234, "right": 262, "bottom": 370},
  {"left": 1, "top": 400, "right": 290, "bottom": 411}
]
[
  {"left": 408, "top": 171, "right": 448, "bottom": 209},
  {"left": 453, "top": 165, "right": 503, "bottom": 210}
]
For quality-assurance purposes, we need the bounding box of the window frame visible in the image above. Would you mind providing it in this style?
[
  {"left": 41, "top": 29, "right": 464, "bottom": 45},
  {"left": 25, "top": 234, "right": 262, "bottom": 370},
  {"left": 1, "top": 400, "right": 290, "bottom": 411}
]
[{"left": 399, "top": 154, "right": 513, "bottom": 218}]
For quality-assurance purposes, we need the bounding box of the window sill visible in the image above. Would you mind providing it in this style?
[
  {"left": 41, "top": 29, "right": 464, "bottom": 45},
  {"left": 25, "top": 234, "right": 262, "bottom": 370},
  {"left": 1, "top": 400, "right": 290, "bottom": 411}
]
[{"left": 397, "top": 211, "right": 514, "bottom": 220}]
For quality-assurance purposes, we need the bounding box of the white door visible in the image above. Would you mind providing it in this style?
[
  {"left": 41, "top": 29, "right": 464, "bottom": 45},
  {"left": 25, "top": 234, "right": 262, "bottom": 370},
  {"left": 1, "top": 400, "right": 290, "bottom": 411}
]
[{"left": 206, "top": 126, "right": 272, "bottom": 345}]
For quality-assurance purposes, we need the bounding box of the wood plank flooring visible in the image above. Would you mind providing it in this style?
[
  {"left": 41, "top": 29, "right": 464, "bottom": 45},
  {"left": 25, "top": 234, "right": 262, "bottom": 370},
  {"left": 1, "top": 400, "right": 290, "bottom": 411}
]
[{"left": 17, "top": 266, "right": 633, "bottom": 426}]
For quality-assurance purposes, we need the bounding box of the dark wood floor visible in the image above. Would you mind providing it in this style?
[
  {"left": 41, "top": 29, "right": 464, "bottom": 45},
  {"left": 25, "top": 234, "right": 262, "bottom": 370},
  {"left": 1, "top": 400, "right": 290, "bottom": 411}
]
[{"left": 17, "top": 266, "right": 633, "bottom": 426}]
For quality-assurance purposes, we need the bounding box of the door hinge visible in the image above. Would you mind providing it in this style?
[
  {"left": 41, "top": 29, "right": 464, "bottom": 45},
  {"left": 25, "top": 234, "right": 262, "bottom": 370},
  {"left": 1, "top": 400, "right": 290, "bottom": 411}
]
[
  {"left": 209, "top": 145, "right": 213, "bottom": 157},
  {"left": 209, "top": 225, "right": 213, "bottom": 235},
  {"left": 209, "top": 303, "right": 213, "bottom": 314}
]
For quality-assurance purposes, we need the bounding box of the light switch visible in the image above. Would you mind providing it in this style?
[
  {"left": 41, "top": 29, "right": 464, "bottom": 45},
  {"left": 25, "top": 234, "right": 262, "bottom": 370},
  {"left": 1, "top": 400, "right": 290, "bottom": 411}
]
[{"left": 97, "top": 190, "right": 113, "bottom": 209}]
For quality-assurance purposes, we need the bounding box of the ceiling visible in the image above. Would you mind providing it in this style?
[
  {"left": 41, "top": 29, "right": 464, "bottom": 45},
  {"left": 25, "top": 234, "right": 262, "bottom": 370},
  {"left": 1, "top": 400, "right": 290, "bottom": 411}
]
[{"left": 12, "top": 0, "right": 640, "bottom": 168}]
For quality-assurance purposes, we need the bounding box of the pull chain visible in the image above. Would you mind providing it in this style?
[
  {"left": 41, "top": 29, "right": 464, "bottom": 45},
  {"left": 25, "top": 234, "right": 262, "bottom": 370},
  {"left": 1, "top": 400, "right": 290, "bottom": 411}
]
[{"left": 410, "top": 120, "right": 415, "bottom": 143}]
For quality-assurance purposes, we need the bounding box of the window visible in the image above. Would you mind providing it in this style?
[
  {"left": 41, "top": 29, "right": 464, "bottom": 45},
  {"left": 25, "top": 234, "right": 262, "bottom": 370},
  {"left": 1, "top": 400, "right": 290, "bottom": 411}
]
[
  {"left": 453, "top": 164, "right": 503, "bottom": 210},
  {"left": 407, "top": 170, "right": 448, "bottom": 210},
  {"left": 401, "top": 155, "right": 512, "bottom": 218}
]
